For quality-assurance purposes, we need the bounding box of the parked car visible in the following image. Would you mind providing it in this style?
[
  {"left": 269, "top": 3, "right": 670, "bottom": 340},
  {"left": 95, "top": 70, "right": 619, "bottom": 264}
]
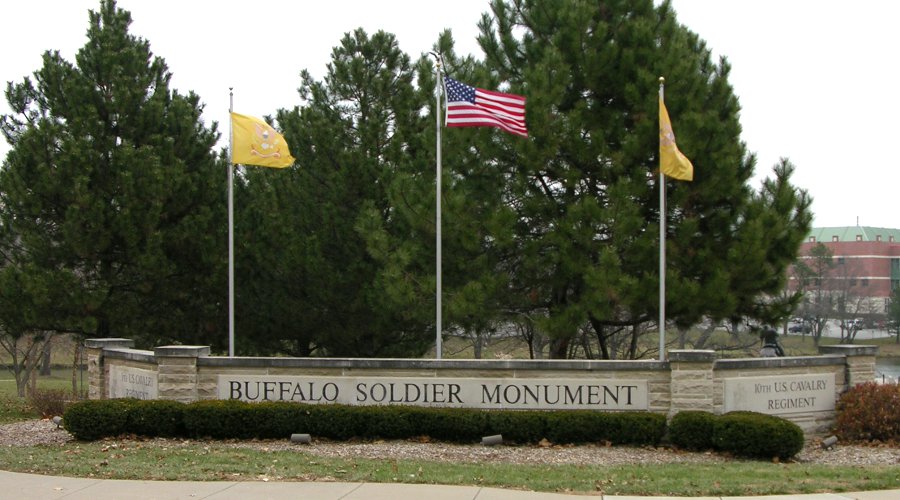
[
  {"left": 845, "top": 318, "right": 865, "bottom": 330},
  {"left": 788, "top": 323, "right": 810, "bottom": 334}
]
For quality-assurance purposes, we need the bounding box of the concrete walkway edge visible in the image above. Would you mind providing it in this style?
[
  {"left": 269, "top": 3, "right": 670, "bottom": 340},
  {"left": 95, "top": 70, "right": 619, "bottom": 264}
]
[{"left": 2, "top": 470, "right": 898, "bottom": 500}]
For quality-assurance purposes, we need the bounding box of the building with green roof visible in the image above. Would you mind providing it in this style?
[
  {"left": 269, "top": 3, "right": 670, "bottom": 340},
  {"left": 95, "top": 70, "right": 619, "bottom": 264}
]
[
  {"left": 795, "top": 226, "right": 900, "bottom": 314},
  {"left": 806, "top": 227, "right": 900, "bottom": 245}
]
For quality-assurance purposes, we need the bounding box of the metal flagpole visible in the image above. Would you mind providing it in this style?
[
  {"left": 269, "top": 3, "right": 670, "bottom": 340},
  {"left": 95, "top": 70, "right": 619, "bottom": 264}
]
[
  {"left": 228, "top": 89, "right": 235, "bottom": 357},
  {"left": 658, "top": 77, "right": 666, "bottom": 362},
  {"left": 432, "top": 53, "right": 443, "bottom": 359}
]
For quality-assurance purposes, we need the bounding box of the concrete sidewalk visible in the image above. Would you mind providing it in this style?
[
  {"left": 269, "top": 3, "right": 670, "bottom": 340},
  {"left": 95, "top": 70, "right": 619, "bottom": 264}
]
[{"left": 2, "top": 471, "right": 898, "bottom": 500}]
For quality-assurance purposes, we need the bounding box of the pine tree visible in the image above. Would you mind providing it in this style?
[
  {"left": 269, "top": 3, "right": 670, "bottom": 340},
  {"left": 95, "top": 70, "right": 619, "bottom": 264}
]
[
  {"left": 0, "top": 0, "right": 225, "bottom": 347},
  {"left": 236, "top": 29, "right": 434, "bottom": 356},
  {"left": 475, "top": 0, "right": 811, "bottom": 358},
  {"left": 345, "top": 30, "right": 532, "bottom": 358}
]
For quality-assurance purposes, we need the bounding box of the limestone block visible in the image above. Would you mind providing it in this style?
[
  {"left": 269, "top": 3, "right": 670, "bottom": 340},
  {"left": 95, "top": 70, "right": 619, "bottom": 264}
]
[
  {"left": 671, "top": 381, "right": 712, "bottom": 394},
  {"left": 158, "top": 365, "right": 199, "bottom": 376},
  {"left": 670, "top": 399, "right": 714, "bottom": 411},
  {"left": 157, "top": 357, "right": 199, "bottom": 367},
  {"left": 671, "top": 370, "right": 713, "bottom": 381}
]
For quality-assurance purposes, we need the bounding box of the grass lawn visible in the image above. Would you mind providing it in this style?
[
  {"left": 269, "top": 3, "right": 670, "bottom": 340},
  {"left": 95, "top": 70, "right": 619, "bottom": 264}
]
[
  {"left": 0, "top": 368, "right": 84, "bottom": 423},
  {"left": 0, "top": 440, "right": 896, "bottom": 496}
]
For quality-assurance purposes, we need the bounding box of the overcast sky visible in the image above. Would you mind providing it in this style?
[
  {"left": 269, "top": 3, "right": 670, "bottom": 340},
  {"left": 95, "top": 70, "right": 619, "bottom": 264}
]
[{"left": 2, "top": 0, "right": 896, "bottom": 229}]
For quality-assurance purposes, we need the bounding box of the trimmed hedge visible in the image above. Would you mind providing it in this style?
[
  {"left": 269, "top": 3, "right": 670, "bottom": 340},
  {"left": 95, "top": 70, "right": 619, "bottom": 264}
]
[
  {"left": 64, "top": 400, "right": 800, "bottom": 459},
  {"left": 127, "top": 399, "right": 185, "bottom": 437},
  {"left": 713, "top": 411, "right": 804, "bottom": 460},
  {"left": 669, "top": 410, "right": 804, "bottom": 460},
  {"left": 544, "top": 411, "right": 666, "bottom": 445},
  {"left": 669, "top": 410, "right": 718, "bottom": 451},
  {"left": 410, "top": 406, "right": 486, "bottom": 442},
  {"left": 63, "top": 399, "right": 133, "bottom": 440},
  {"left": 182, "top": 399, "right": 254, "bottom": 439},
  {"left": 63, "top": 399, "right": 666, "bottom": 446}
]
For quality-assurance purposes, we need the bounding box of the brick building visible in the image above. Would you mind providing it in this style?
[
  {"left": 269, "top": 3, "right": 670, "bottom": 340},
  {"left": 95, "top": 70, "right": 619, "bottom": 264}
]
[{"left": 793, "top": 226, "right": 900, "bottom": 314}]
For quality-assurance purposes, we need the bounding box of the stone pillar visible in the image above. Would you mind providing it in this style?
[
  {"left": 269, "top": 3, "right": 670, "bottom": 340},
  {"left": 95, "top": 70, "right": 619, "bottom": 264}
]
[
  {"left": 83, "top": 338, "right": 135, "bottom": 400},
  {"left": 155, "top": 346, "right": 210, "bottom": 403},
  {"left": 668, "top": 349, "right": 716, "bottom": 416},
  {"left": 818, "top": 344, "right": 878, "bottom": 388}
]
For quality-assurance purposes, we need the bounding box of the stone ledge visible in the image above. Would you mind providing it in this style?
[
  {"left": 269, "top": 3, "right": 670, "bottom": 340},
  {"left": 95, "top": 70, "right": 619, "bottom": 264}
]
[
  {"left": 818, "top": 345, "right": 879, "bottom": 356},
  {"left": 715, "top": 355, "right": 845, "bottom": 370},
  {"left": 155, "top": 346, "right": 211, "bottom": 358},
  {"left": 85, "top": 338, "right": 135, "bottom": 349},
  {"left": 668, "top": 350, "right": 715, "bottom": 363},
  {"left": 197, "top": 357, "right": 668, "bottom": 371},
  {"left": 102, "top": 348, "right": 155, "bottom": 363}
]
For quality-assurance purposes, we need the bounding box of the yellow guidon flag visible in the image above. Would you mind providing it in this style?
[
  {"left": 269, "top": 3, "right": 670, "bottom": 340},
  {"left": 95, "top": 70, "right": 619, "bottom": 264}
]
[
  {"left": 658, "top": 95, "right": 693, "bottom": 181},
  {"left": 230, "top": 112, "right": 295, "bottom": 168}
]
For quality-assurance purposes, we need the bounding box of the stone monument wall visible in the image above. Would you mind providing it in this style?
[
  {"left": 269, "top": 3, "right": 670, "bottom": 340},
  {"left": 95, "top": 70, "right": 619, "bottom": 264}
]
[{"left": 84, "top": 339, "right": 877, "bottom": 435}]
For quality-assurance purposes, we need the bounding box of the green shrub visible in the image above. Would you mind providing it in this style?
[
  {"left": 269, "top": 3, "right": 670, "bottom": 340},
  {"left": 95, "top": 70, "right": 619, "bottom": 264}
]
[
  {"left": 255, "top": 402, "right": 311, "bottom": 439},
  {"left": 485, "top": 410, "right": 547, "bottom": 443},
  {"left": 307, "top": 403, "right": 362, "bottom": 440},
  {"left": 64, "top": 399, "right": 132, "bottom": 440},
  {"left": 669, "top": 411, "right": 718, "bottom": 450},
  {"left": 237, "top": 401, "right": 291, "bottom": 439},
  {"left": 183, "top": 401, "right": 315, "bottom": 440},
  {"left": 670, "top": 411, "right": 806, "bottom": 460},
  {"left": 183, "top": 399, "right": 255, "bottom": 439},
  {"left": 545, "top": 410, "right": 601, "bottom": 443},
  {"left": 57, "top": 399, "right": 671, "bottom": 448},
  {"left": 542, "top": 411, "right": 665, "bottom": 445},
  {"left": 613, "top": 412, "right": 666, "bottom": 445},
  {"left": 712, "top": 411, "right": 804, "bottom": 460},
  {"left": 412, "top": 407, "right": 486, "bottom": 442},
  {"left": 366, "top": 405, "right": 423, "bottom": 440},
  {"left": 835, "top": 381, "right": 900, "bottom": 442},
  {"left": 126, "top": 400, "right": 185, "bottom": 437}
]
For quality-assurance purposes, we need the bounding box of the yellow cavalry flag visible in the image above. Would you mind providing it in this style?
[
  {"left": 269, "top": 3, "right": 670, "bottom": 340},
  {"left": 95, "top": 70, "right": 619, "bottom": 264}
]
[
  {"left": 231, "top": 112, "right": 295, "bottom": 168},
  {"left": 658, "top": 95, "right": 693, "bottom": 181}
]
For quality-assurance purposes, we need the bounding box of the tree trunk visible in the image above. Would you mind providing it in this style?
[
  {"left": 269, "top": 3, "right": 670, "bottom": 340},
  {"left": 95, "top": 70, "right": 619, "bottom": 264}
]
[
  {"left": 97, "top": 314, "right": 111, "bottom": 338},
  {"left": 72, "top": 341, "right": 80, "bottom": 396},
  {"left": 531, "top": 329, "right": 547, "bottom": 359},
  {"left": 14, "top": 358, "right": 27, "bottom": 398},
  {"left": 29, "top": 364, "right": 37, "bottom": 397},
  {"left": 628, "top": 323, "right": 639, "bottom": 360},
  {"left": 39, "top": 332, "right": 53, "bottom": 376},
  {"left": 548, "top": 336, "right": 570, "bottom": 359},
  {"left": 693, "top": 324, "right": 718, "bottom": 350},
  {"left": 589, "top": 317, "right": 610, "bottom": 360},
  {"left": 579, "top": 330, "right": 594, "bottom": 359}
]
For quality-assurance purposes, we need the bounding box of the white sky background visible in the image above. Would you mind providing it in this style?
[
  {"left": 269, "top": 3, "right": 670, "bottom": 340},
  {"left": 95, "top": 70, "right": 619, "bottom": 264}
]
[{"left": 1, "top": 0, "right": 896, "bottom": 229}]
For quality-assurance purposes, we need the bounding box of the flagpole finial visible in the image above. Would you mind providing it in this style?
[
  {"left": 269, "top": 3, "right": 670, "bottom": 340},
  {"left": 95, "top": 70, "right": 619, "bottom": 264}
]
[
  {"left": 659, "top": 76, "right": 665, "bottom": 84},
  {"left": 429, "top": 51, "right": 443, "bottom": 70}
]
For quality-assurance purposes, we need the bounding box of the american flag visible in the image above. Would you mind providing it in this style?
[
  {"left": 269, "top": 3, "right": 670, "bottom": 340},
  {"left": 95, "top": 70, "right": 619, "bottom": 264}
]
[{"left": 444, "top": 77, "right": 527, "bottom": 137}]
